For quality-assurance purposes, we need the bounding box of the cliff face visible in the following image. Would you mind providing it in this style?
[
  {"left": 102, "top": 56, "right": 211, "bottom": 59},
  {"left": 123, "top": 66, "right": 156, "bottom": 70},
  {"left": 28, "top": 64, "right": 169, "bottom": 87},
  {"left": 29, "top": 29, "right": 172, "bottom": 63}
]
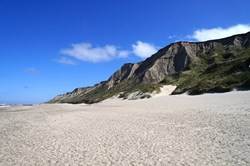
[
  {"left": 107, "top": 31, "right": 250, "bottom": 86},
  {"left": 107, "top": 63, "right": 141, "bottom": 88},
  {"left": 48, "top": 32, "right": 250, "bottom": 104}
]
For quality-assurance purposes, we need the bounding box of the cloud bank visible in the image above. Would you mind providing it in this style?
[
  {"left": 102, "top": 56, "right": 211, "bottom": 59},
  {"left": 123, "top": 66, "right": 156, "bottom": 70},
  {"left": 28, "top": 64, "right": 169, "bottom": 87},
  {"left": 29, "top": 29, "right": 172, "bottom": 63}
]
[
  {"left": 188, "top": 24, "right": 250, "bottom": 41},
  {"left": 132, "top": 41, "right": 158, "bottom": 59},
  {"left": 61, "top": 43, "right": 129, "bottom": 63},
  {"left": 60, "top": 41, "right": 159, "bottom": 63}
]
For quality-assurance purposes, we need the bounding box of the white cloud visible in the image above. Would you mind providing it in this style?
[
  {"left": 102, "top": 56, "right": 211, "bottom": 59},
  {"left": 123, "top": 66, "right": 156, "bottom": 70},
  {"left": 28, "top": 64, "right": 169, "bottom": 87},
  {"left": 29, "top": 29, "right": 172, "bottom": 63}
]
[
  {"left": 54, "top": 57, "right": 76, "bottom": 65},
  {"left": 118, "top": 50, "right": 130, "bottom": 58},
  {"left": 168, "top": 35, "right": 176, "bottom": 39},
  {"left": 188, "top": 24, "right": 250, "bottom": 41},
  {"left": 61, "top": 43, "right": 129, "bottom": 63},
  {"left": 132, "top": 41, "right": 158, "bottom": 59}
]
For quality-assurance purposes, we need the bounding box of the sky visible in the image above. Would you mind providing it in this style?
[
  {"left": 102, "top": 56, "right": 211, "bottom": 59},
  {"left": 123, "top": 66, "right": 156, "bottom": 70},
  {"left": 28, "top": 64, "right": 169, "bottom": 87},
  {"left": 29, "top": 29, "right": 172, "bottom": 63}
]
[{"left": 0, "top": 0, "right": 250, "bottom": 104}]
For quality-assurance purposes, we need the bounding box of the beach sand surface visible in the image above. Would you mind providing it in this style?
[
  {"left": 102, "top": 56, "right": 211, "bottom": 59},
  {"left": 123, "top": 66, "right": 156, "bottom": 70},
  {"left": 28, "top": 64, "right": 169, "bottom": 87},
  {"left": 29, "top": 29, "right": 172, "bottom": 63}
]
[{"left": 0, "top": 91, "right": 250, "bottom": 165}]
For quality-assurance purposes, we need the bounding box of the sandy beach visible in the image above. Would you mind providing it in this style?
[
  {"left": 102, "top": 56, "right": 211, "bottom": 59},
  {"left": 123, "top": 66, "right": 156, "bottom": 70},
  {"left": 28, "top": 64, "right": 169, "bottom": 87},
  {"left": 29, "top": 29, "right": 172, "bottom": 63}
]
[{"left": 0, "top": 91, "right": 250, "bottom": 165}]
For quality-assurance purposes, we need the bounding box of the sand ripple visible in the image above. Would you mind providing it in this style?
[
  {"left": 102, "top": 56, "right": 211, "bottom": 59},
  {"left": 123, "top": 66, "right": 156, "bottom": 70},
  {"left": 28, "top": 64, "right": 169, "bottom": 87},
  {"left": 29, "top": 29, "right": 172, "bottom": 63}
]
[{"left": 0, "top": 92, "right": 250, "bottom": 165}]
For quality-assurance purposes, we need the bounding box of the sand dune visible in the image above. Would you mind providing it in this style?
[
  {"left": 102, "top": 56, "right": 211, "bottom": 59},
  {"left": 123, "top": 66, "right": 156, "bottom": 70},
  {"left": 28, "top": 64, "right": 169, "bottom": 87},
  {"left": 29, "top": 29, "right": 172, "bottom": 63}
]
[
  {"left": 152, "top": 85, "right": 177, "bottom": 98},
  {"left": 0, "top": 91, "right": 250, "bottom": 165}
]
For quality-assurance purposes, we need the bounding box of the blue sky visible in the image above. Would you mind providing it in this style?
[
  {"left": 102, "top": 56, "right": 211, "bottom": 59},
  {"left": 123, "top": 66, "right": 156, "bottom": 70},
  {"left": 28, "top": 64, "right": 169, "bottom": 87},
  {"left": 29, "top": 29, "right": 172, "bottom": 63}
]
[{"left": 1, "top": 0, "right": 250, "bottom": 104}]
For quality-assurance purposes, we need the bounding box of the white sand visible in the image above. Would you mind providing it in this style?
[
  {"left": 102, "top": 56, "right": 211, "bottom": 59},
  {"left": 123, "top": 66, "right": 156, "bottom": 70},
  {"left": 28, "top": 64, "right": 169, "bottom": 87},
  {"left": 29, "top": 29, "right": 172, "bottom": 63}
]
[
  {"left": 0, "top": 91, "right": 250, "bottom": 165},
  {"left": 152, "top": 85, "right": 177, "bottom": 98}
]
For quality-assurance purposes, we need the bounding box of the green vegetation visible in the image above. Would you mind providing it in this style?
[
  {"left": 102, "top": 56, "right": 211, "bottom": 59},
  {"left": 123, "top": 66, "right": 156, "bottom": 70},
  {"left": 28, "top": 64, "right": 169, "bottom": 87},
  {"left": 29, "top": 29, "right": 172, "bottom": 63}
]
[
  {"left": 56, "top": 84, "right": 109, "bottom": 104},
  {"left": 57, "top": 78, "right": 162, "bottom": 104},
  {"left": 104, "top": 80, "right": 161, "bottom": 100},
  {"left": 165, "top": 46, "right": 250, "bottom": 95}
]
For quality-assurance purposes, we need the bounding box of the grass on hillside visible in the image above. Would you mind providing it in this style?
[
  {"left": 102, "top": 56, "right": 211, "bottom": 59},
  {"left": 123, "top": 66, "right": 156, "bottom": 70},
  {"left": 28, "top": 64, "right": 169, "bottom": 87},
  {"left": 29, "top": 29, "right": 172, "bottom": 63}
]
[{"left": 164, "top": 46, "right": 250, "bottom": 95}]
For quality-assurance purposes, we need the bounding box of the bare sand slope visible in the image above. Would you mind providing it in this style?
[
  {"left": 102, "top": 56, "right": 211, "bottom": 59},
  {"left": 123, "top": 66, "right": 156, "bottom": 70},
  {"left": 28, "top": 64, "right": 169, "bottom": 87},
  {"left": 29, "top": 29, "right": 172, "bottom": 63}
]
[{"left": 0, "top": 91, "right": 250, "bottom": 165}]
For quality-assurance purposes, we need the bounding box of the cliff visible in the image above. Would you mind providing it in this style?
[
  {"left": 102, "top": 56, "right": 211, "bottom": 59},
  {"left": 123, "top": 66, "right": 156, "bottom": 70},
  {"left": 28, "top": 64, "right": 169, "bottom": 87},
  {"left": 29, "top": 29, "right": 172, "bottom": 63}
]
[{"left": 48, "top": 31, "right": 250, "bottom": 104}]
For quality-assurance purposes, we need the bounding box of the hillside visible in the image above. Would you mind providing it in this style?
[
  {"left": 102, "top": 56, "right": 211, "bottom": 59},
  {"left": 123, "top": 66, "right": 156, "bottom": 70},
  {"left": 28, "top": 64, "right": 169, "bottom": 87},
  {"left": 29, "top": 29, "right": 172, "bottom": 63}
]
[{"left": 48, "top": 32, "right": 250, "bottom": 104}]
